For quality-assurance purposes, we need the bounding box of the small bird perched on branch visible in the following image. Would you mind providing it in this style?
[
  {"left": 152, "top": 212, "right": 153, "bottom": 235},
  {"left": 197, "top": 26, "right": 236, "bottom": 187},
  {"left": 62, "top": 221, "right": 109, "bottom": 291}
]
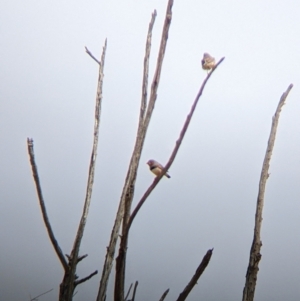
[
  {"left": 147, "top": 159, "right": 171, "bottom": 178},
  {"left": 201, "top": 52, "right": 215, "bottom": 72}
]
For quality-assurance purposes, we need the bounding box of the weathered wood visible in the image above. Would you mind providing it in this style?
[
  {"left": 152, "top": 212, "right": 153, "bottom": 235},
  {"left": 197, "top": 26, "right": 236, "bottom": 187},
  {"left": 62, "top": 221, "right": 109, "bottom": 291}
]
[
  {"left": 27, "top": 138, "right": 68, "bottom": 271},
  {"left": 113, "top": 2, "right": 174, "bottom": 300},
  {"left": 59, "top": 39, "right": 107, "bottom": 301},
  {"left": 97, "top": 10, "right": 157, "bottom": 301},
  {"left": 242, "top": 84, "right": 293, "bottom": 301}
]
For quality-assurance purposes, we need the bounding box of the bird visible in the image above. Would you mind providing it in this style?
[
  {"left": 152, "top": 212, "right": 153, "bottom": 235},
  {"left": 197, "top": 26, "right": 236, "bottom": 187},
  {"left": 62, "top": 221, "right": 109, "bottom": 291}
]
[
  {"left": 147, "top": 159, "right": 171, "bottom": 178},
  {"left": 201, "top": 52, "right": 216, "bottom": 72}
]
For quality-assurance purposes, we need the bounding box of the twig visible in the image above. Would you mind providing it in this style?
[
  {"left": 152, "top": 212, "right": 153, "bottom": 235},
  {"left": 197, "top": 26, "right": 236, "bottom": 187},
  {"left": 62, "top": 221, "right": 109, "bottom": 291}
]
[
  {"left": 30, "top": 288, "right": 53, "bottom": 301},
  {"left": 126, "top": 57, "right": 225, "bottom": 234},
  {"left": 27, "top": 139, "right": 68, "bottom": 271},
  {"left": 242, "top": 84, "right": 293, "bottom": 301},
  {"left": 158, "top": 288, "right": 170, "bottom": 301},
  {"left": 97, "top": 10, "right": 157, "bottom": 301},
  {"left": 74, "top": 270, "right": 98, "bottom": 286},
  {"left": 131, "top": 281, "right": 138, "bottom": 301},
  {"left": 124, "top": 283, "right": 133, "bottom": 301},
  {"left": 114, "top": 3, "right": 174, "bottom": 301},
  {"left": 176, "top": 249, "right": 213, "bottom": 301},
  {"left": 77, "top": 254, "right": 88, "bottom": 263},
  {"left": 85, "top": 46, "right": 101, "bottom": 65},
  {"left": 59, "top": 39, "right": 107, "bottom": 301}
]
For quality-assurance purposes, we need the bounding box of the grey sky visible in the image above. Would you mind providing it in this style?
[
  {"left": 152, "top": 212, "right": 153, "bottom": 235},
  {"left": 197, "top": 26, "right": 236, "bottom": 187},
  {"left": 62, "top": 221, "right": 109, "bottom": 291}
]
[{"left": 1, "top": 0, "right": 300, "bottom": 300}]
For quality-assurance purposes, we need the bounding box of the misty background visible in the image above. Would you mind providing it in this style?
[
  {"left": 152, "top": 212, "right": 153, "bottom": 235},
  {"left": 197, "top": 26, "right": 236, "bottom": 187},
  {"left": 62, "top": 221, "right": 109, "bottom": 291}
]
[{"left": 1, "top": 0, "right": 300, "bottom": 300}]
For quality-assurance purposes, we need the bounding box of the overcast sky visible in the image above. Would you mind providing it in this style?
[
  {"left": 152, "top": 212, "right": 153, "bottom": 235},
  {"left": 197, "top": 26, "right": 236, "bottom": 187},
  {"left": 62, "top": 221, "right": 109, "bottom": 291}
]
[{"left": 1, "top": 0, "right": 300, "bottom": 300}]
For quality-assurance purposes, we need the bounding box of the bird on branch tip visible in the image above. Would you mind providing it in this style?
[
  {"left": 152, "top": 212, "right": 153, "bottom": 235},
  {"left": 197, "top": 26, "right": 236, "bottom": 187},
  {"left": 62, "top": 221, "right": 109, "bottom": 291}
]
[
  {"left": 201, "top": 52, "right": 215, "bottom": 73},
  {"left": 147, "top": 159, "right": 171, "bottom": 178}
]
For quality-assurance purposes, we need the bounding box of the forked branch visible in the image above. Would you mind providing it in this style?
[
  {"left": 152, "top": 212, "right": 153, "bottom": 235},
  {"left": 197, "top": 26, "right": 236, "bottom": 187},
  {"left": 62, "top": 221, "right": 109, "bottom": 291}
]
[
  {"left": 242, "top": 83, "right": 293, "bottom": 301},
  {"left": 59, "top": 39, "right": 107, "bottom": 301},
  {"left": 114, "top": 2, "right": 174, "bottom": 301},
  {"left": 126, "top": 57, "right": 225, "bottom": 234},
  {"left": 97, "top": 12, "right": 157, "bottom": 301}
]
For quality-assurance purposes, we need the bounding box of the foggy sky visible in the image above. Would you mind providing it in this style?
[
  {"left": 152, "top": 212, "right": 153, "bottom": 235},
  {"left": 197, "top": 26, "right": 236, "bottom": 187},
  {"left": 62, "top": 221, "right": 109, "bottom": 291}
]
[{"left": 1, "top": 0, "right": 300, "bottom": 300}]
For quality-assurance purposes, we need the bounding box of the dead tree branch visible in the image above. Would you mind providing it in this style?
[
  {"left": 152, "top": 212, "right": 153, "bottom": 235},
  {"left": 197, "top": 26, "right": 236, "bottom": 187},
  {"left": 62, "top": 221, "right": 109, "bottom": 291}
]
[
  {"left": 30, "top": 288, "right": 53, "bottom": 301},
  {"left": 27, "top": 139, "right": 68, "bottom": 271},
  {"left": 59, "top": 39, "right": 107, "bottom": 301},
  {"left": 74, "top": 270, "right": 98, "bottom": 287},
  {"left": 126, "top": 57, "right": 225, "bottom": 235},
  {"left": 176, "top": 249, "right": 213, "bottom": 301},
  {"left": 85, "top": 46, "right": 101, "bottom": 65},
  {"left": 242, "top": 83, "right": 293, "bottom": 301},
  {"left": 114, "top": 2, "right": 174, "bottom": 301},
  {"left": 158, "top": 288, "right": 170, "bottom": 301},
  {"left": 96, "top": 10, "right": 158, "bottom": 301},
  {"left": 131, "top": 281, "right": 138, "bottom": 301},
  {"left": 124, "top": 283, "right": 133, "bottom": 301},
  {"left": 77, "top": 254, "right": 88, "bottom": 263}
]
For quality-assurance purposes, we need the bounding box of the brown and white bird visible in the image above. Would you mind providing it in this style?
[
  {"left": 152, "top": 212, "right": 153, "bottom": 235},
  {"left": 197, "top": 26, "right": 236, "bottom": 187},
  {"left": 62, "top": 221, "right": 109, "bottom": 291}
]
[
  {"left": 201, "top": 53, "right": 216, "bottom": 72},
  {"left": 147, "top": 159, "right": 171, "bottom": 178}
]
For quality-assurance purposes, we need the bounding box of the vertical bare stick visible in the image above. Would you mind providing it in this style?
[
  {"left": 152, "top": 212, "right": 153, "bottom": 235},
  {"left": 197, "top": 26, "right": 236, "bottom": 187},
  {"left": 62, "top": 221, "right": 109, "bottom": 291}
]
[
  {"left": 122, "top": 9, "right": 157, "bottom": 237},
  {"left": 114, "top": 2, "right": 174, "bottom": 301},
  {"left": 143, "top": 0, "right": 174, "bottom": 132},
  {"left": 242, "top": 84, "right": 293, "bottom": 301},
  {"left": 59, "top": 40, "right": 107, "bottom": 301},
  {"left": 97, "top": 11, "right": 157, "bottom": 301},
  {"left": 27, "top": 139, "right": 68, "bottom": 271},
  {"left": 176, "top": 249, "right": 213, "bottom": 301}
]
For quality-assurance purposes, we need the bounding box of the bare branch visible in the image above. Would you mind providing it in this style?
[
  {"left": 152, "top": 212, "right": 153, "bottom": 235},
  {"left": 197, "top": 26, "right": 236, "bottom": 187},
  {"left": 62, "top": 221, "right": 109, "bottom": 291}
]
[
  {"left": 30, "top": 288, "right": 53, "bottom": 301},
  {"left": 97, "top": 11, "right": 158, "bottom": 301},
  {"left": 126, "top": 57, "right": 225, "bottom": 234},
  {"left": 242, "top": 84, "right": 293, "bottom": 301},
  {"left": 124, "top": 283, "right": 133, "bottom": 301},
  {"left": 27, "top": 138, "right": 68, "bottom": 271},
  {"left": 158, "top": 289, "right": 170, "bottom": 301},
  {"left": 131, "top": 281, "right": 138, "bottom": 301},
  {"left": 143, "top": 0, "right": 174, "bottom": 131},
  {"left": 114, "top": 3, "right": 174, "bottom": 301},
  {"left": 176, "top": 249, "right": 213, "bottom": 301},
  {"left": 77, "top": 254, "right": 88, "bottom": 263},
  {"left": 75, "top": 270, "right": 98, "bottom": 287},
  {"left": 140, "top": 9, "right": 157, "bottom": 123},
  {"left": 85, "top": 46, "right": 101, "bottom": 65},
  {"left": 59, "top": 39, "right": 107, "bottom": 301}
]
